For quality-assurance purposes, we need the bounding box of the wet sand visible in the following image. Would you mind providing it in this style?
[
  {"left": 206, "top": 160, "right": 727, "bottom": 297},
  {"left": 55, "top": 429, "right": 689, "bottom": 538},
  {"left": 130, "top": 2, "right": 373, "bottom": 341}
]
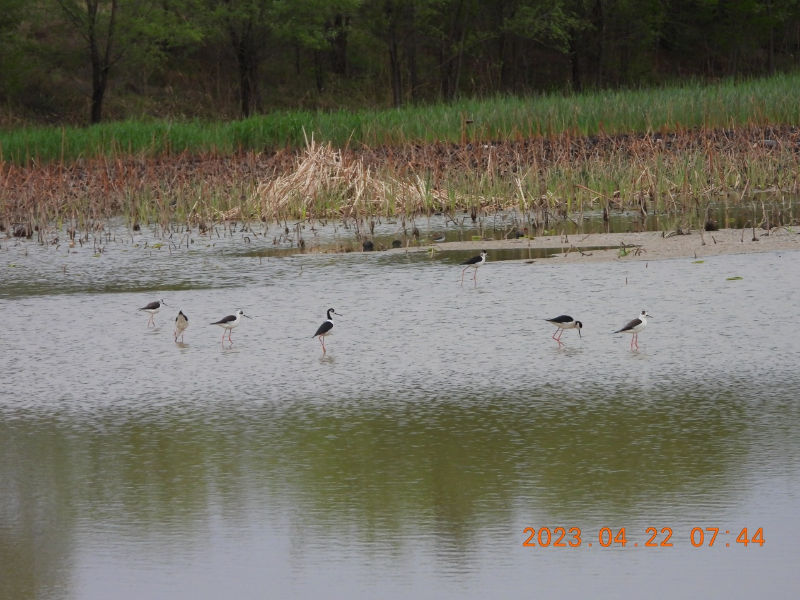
[{"left": 388, "top": 226, "right": 800, "bottom": 263}]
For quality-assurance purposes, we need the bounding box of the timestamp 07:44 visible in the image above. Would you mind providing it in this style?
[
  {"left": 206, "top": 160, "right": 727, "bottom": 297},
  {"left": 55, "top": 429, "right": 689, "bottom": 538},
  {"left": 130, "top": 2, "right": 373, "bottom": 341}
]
[{"left": 522, "top": 527, "right": 765, "bottom": 548}]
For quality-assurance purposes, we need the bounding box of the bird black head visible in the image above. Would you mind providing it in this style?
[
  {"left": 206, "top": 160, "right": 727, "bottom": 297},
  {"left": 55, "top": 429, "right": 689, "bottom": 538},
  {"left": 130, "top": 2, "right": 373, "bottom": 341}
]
[
  {"left": 327, "top": 308, "right": 342, "bottom": 318},
  {"left": 576, "top": 321, "right": 583, "bottom": 337},
  {"left": 481, "top": 250, "right": 488, "bottom": 256}
]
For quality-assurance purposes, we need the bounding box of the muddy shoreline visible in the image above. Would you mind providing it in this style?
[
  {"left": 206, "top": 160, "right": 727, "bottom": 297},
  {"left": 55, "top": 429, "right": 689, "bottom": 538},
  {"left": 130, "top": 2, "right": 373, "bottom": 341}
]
[{"left": 384, "top": 227, "right": 800, "bottom": 263}]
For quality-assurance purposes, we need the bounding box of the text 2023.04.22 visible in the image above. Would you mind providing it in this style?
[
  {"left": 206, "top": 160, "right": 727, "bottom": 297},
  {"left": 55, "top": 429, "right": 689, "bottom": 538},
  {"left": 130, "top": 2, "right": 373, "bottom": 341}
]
[{"left": 522, "top": 527, "right": 765, "bottom": 548}]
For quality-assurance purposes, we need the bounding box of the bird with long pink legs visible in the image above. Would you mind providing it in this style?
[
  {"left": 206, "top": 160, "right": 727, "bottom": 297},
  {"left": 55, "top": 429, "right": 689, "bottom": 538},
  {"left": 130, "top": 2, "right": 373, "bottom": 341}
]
[
  {"left": 545, "top": 315, "right": 583, "bottom": 347},
  {"left": 139, "top": 299, "right": 166, "bottom": 327},
  {"left": 615, "top": 310, "right": 651, "bottom": 350},
  {"left": 460, "top": 251, "right": 487, "bottom": 286},
  {"left": 211, "top": 310, "right": 250, "bottom": 346},
  {"left": 313, "top": 308, "right": 342, "bottom": 354}
]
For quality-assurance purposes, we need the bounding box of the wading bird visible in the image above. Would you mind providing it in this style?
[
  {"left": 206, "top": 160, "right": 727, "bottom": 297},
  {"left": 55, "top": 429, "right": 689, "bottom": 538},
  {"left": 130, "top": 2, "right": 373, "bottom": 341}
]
[
  {"left": 313, "top": 308, "right": 342, "bottom": 354},
  {"left": 461, "top": 250, "right": 487, "bottom": 285},
  {"left": 211, "top": 310, "right": 250, "bottom": 345},
  {"left": 139, "top": 299, "right": 166, "bottom": 327},
  {"left": 615, "top": 310, "right": 651, "bottom": 350},
  {"left": 545, "top": 315, "right": 583, "bottom": 346},
  {"left": 174, "top": 311, "right": 188, "bottom": 343}
]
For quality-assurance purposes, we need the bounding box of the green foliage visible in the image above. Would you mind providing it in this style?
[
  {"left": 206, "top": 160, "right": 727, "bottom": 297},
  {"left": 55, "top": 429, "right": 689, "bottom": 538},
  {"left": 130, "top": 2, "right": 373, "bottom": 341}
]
[
  {"left": 3, "top": 73, "right": 800, "bottom": 164},
  {"left": 0, "top": 0, "right": 26, "bottom": 95},
  {"left": 2, "top": 0, "right": 800, "bottom": 124}
]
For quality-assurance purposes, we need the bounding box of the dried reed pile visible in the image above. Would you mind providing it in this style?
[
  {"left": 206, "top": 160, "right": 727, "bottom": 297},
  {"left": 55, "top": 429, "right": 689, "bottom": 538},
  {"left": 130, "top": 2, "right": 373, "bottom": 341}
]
[{"left": 249, "top": 140, "right": 453, "bottom": 222}]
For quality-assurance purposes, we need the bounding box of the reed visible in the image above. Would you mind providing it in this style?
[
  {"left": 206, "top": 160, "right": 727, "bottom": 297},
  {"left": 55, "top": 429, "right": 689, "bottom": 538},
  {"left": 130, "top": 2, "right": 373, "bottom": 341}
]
[
  {"left": 3, "top": 74, "right": 800, "bottom": 166},
  {"left": 2, "top": 124, "right": 799, "bottom": 242}
]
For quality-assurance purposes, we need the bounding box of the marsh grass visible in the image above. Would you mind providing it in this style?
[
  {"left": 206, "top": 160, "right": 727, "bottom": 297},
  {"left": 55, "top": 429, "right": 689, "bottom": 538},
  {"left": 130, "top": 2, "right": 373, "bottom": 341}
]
[
  {"left": 3, "top": 74, "right": 800, "bottom": 166},
  {"left": 2, "top": 124, "right": 800, "bottom": 246}
]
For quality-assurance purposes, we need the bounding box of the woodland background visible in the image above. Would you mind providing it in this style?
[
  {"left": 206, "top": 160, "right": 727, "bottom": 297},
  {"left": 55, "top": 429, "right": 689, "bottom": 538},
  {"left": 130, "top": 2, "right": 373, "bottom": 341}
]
[{"left": 1, "top": 0, "right": 799, "bottom": 127}]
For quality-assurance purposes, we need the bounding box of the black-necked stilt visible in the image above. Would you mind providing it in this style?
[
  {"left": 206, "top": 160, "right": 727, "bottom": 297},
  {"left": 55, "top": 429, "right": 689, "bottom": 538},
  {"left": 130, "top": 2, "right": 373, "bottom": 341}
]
[
  {"left": 461, "top": 250, "right": 487, "bottom": 285},
  {"left": 545, "top": 315, "right": 583, "bottom": 346},
  {"left": 211, "top": 310, "right": 250, "bottom": 345},
  {"left": 615, "top": 310, "right": 651, "bottom": 350},
  {"left": 174, "top": 311, "right": 188, "bottom": 342},
  {"left": 313, "top": 308, "right": 342, "bottom": 354},
  {"left": 139, "top": 299, "right": 166, "bottom": 327}
]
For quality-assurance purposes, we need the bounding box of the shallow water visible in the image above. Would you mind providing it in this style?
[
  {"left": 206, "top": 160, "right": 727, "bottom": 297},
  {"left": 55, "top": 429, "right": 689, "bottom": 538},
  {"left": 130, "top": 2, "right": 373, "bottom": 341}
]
[{"left": 1, "top": 241, "right": 799, "bottom": 599}]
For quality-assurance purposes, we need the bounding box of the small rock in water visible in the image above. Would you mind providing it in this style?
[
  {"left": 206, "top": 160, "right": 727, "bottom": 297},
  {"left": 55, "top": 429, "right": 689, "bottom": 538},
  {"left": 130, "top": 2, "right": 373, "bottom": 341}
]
[
  {"left": 363, "top": 240, "right": 374, "bottom": 251},
  {"left": 704, "top": 220, "right": 719, "bottom": 231},
  {"left": 391, "top": 240, "right": 402, "bottom": 248}
]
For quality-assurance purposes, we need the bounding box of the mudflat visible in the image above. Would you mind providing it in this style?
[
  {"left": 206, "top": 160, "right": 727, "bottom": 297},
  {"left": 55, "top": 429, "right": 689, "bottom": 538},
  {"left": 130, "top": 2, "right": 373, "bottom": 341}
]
[{"left": 389, "top": 226, "right": 800, "bottom": 263}]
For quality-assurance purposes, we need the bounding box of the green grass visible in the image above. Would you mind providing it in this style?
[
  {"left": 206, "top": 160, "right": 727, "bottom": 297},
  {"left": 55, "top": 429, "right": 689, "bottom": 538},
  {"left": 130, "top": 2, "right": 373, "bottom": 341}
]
[{"left": 3, "top": 74, "right": 800, "bottom": 165}]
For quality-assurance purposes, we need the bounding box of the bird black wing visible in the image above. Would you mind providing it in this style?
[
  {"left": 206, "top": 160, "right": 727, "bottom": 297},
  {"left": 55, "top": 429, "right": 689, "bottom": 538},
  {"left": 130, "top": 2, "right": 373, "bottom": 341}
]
[
  {"left": 313, "top": 321, "right": 333, "bottom": 337},
  {"left": 212, "top": 315, "right": 236, "bottom": 325},
  {"left": 615, "top": 318, "right": 642, "bottom": 333},
  {"left": 140, "top": 301, "right": 160, "bottom": 311},
  {"left": 461, "top": 255, "right": 482, "bottom": 265},
  {"left": 546, "top": 315, "right": 573, "bottom": 324}
]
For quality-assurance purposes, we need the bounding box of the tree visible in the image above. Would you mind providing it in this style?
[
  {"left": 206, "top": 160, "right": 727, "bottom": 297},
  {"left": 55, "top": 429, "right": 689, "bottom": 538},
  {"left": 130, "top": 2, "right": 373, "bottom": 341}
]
[
  {"left": 203, "top": 0, "right": 277, "bottom": 117},
  {"left": 272, "top": 0, "right": 362, "bottom": 96},
  {"left": 0, "top": 0, "right": 27, "bottom": 98},
  {"left": 51, "top": 0, "right": 202, "bottom": 124}
]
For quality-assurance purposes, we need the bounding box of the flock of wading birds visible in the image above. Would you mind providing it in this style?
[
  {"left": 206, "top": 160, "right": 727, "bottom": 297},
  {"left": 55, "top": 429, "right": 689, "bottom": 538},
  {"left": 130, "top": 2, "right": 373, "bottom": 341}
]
[{"left": 138, "top": 250, "right": 652, "bottom": 353}]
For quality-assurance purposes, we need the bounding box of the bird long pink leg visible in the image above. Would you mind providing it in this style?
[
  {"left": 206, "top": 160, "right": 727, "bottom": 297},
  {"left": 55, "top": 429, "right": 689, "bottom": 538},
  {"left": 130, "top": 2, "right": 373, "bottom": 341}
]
[
  {"left": 228, "top": 330, "right": 233, "bottom": 343},
  {"left": 634, "top": 334, "right": 639, "bottom": 349},
  {"left": 318, "top": 335, "right": 326, "bottom": 353},
  {"left": 461, "top": 267, "right": 468, "bottom": 285},
  {"left": 221, "top": 330, "right": 226, "bottom": 344},
  {"left": 630, "top": 335, "right": 635, "bottom": 350}
]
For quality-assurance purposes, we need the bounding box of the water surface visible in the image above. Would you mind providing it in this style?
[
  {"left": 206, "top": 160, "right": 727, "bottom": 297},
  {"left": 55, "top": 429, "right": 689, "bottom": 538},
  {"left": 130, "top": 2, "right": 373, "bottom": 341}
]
[{"left": 1, "top": 243, "right": 799, "bottom": 599}]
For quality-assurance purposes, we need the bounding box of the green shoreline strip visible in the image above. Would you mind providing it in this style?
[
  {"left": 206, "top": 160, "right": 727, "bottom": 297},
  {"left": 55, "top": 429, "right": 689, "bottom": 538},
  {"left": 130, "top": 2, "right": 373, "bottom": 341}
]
[{"left": 2, "top": 74, "right": 800, "bottom": 166}]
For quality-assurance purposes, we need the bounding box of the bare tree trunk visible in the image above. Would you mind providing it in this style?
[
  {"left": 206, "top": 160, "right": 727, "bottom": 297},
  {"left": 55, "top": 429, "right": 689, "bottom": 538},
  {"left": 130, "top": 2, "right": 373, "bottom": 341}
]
[
  {"left": 408, "top": 4, "right": 418, "bottom": 101},
  {"left": 314, "top": 48, "right": 324, "bottom": 94},
  {"left": 440, "top": 0, "right": 468, "bottom": 101},
  {"left": 56, "top": 0, "right": 119, "bottom": 124},
  {"left": 767, "top": 0, "right": 775, "bottom": 75},
  {"left": 386, "top": 0, "right": 402, "bottom": 107},
  {"left": 88, "top": 0, "right": 118, "bottom": 124},
  {"left": 230, "top": 23, "right": 259, "bottom": 117},
  {"left": 587, "top": 0, "right": 605, "bottom": 86},
  {"left": 328, "top": 13, "right": 348, "bottom": 76},
  {"left": 569, "top": 31, "right": 582, "bottom": 93},
  {"left": 388, "top": 28, "right": 402, "bottom": 107}
]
